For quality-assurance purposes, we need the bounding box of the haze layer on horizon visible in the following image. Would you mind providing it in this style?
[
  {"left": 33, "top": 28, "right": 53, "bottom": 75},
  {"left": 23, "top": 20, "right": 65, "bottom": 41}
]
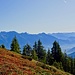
[{"left": 0, "top": 0, "right": 75, "bottom": 34}]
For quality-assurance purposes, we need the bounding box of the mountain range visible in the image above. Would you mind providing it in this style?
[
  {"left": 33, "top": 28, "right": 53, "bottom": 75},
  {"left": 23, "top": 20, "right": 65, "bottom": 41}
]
[{"left": 0, "top": 31, "right": 75, "bottom": 55}]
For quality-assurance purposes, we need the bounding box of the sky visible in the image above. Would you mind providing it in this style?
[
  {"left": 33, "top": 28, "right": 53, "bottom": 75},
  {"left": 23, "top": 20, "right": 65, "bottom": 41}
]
[{"left": 0, "top": 0, "right": 75, "bottom": 34}]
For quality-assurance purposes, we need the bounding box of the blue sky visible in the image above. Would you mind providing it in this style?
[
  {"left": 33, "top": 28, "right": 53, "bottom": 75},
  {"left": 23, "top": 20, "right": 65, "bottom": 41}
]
[{"left": 0, "top": 0, "right": 75, "bottom": 34}]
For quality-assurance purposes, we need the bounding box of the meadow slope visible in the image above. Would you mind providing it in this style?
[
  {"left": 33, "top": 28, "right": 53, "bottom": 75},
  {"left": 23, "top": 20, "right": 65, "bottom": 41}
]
[{"left": 0, "top": 48, "right": 72, "bottom": 75}]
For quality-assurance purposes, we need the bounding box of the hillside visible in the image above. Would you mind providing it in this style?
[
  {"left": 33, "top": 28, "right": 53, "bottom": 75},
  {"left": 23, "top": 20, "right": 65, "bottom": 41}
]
[{"left": 0, "top": 48, "right": 72, "bottom": 75}]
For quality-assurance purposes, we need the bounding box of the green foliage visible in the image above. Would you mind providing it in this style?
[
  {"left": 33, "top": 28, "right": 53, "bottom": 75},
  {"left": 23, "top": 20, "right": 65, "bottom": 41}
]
[
  {"left": 46, "top": 48, "right": 54, "bottom": 65},
  {"left": 70, "top": 58, "right": 74, "bottom": 74},
  {"left": 61, "top": 51, "right": 75, "bottom": 74},
  {"left": 22, "top": 44, "right": 32, "bottom": 56},
  {"left": 62, "top": 51, "right": 67, "bottom": 71},
  {"left": 22, "top": 45, "right": 27, "bottom": 55},
  {"left": 0, "top": 44, "right": 5, "bottom": 48},
  {"left": 33, "top": 41, "right": 38, "bottom": 54},
  {"left": 36, "top": 62, "right": 49, "bottom": 69},
  {"left": 31, "top": 49, "right": 38, "bottom": 60},
  {"left": 37, "top": 40, "right": 43, "bottom": 58},
  {"left": 10, "top": 36, "right": 20, "bottom": 54},
  {"left": 73, "top": 58, "right": 75, "bottom": 74},
  {"left": 36, "top": 62, "right": 61, "bottom": 74},
  {"left": 37, "top": 40, "right": 46, "bottom": 63},
  {"left": 51, "top": 41, "right": 63, "bottom": 62},
  {"left": 32, "top": 40, "right": 47, "bottom": 63},
  {"left": 53, "top": 61, "right": 63, "bottom": 70}
]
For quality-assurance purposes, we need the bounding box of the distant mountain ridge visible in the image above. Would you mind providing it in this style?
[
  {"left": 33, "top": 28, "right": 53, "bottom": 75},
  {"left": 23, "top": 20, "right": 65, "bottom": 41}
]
[
  {"left": 0, "top": 31, "right": 75, "bottom": 54},
  {"left": 0, "top": 31, "right": 58, "bottom": 49},
  {"left": 68, "top": 52, "right": 75, "bottom": 58},
  {"left": 67, "top": 47, "right": 75, "bottom": 54}
]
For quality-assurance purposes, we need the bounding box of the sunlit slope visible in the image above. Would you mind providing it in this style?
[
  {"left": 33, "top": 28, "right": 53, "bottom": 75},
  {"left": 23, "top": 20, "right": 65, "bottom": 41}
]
[{"left": 0, "top": 48, "right": 72, "bottom": 75}]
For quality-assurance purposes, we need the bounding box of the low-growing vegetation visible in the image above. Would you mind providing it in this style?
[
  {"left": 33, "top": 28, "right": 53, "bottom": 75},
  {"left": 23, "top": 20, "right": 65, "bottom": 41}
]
[{"left": 0, "top": 48, "right": 72, "bottom": 75}]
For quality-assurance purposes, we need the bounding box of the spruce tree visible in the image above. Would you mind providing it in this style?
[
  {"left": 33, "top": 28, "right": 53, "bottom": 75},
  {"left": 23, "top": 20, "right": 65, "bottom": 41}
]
[
  {"left": 46, "top": 48, "right": 54, "bottom": 65},
  {"left": 51, "top": 41, "right": 63, "bottom": 62},
  {"left": 33, "top": 41, "right": 38, "bottom": 54},
  {"left": 32, "top": 49, "right": 38, "bottom": 60},
  {"left": 37, "top": 40, "right": 46, "bottom": 63},
  {"left": 26, "top": 44, "right": 32, "bottom": 56},
  {"left": 0, "top": 44, "right": 5, "bottom": 48},
  {"left": 23, "top": 44, "right": 32, "bottom": 56},
  {"left": 73, "top": 58, "right": 75, "bottom": 74},
  {"left": 23, "top": 45, "right": 27, "bottom": 55},
  {"left": 10, "top": 36, "right": 20, "bottom": 54},
  {"left": 70, "top": 58, "right": 74, "bottom": 74},
  {"left": 46, "top": 48, "right": 51, "bottom": 64},
  {"left": 62, "top": 50, "right": 67, "bottom": 72},
  {"left": 37, "top": 40, "right": 43, "bottom": 59}
]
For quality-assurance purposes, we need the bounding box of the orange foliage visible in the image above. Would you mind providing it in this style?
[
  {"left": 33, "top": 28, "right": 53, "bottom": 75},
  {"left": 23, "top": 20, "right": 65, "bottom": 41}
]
[{"left": 0, "top": 48, "right": 71, "bottom": 75}]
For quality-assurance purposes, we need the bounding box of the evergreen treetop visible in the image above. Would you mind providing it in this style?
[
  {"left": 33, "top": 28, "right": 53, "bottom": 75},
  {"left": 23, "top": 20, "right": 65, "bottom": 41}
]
[
  {"left": 10, "top": 36, "right": 20, "bottom": 54},
  {"left": 51, "top": 41, "right": 63, "bottom": 62}
]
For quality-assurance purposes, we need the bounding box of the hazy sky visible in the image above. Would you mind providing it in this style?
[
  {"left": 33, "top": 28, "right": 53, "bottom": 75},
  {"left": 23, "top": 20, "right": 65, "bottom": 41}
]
[{"left": 0, "top": 0, "right": 75, "bottom": 33}]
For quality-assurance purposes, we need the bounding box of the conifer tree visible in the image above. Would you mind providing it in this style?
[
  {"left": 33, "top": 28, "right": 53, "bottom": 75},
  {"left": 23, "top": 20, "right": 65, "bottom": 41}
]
[
  {"left": 10, "top": 36, "right": 20, "bottom": 54},
  {"left": 46, "top": 48, "right": 51, "bottom": 64},
  {"left": 33, "top": 41, "right": 38, "bottom": 54},
  {"left": 37, "top": 40, "right": 46, "bottom": 63},
  {"left": 26, "top": 44, "right": 32, "bottom": 56},
  {"left": 46, "top": 48, "right": 54, "bottom": 65},
  {"left": 23, "top": 44, "right": 32, "bottom": 56},
  {"left": 23, "top": 45, "right": 27, "bottom": 55},
  {"left": 51, "top": 41, "right": 63, "bottom": 62},
  {"left": 70, "top": 58, "right": 74, "bottom": 74},
  {"left": 0, "top": 44, "right": 5, "bottom": 48},
  {"left": 62, "top": 50, "right": 67, "bottom": 72},
  {"left": 32, "top": 49, "right": 38, "bottom": 60},
  {"left": 73, "top": 58, "right": 75, "bottom": 74},
  {"left": 37, "top": 40, "right": 43, "bottom": 58}
]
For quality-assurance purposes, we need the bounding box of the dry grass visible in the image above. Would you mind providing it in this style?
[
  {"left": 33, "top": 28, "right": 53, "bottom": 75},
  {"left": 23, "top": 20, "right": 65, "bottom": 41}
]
[{"left": 0, "top": 48, "right": 72, "bottom": 75}]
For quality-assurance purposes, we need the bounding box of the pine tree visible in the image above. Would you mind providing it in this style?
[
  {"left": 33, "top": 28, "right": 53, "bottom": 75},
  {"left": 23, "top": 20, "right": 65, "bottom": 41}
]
[
  {"left": 22, "top": 45, "right": 27, "bottom": 55},
  {"left": 37, "top": 40, "right": 43, "bottom": 58},
  {"left": 33, "top": 41, "right": 38, "bottom": 54},
  {"left": 26, "top": 44, "right": 32, "bottom": 56},
  {"left": 70, "top": 58, "right": 74, "bottom": 74},
  {"left": 10, "top": 36, "right": 20, "bottom": 54},
  {"left": 62, "top": 50, "right": 67, "bottom": 72},
  {"left": 66, "top": 57, "right": 71, "bottom": 72},
  {"left": 32, "top": 49, "right": 38, "bottom": 60},
  {"left": 73, "top": 58, "right": 75, "bottom": 74},
  {"left": 0, "top": 44, "right": 5, "bottom": 48},
  {"left": 37, "top": 40, "right": 46, "bottom": 63},
  {"left": 46, "top": 48, "right": 54, "bottom": 65},
  {"left": 23, "top": 44, "right": 32, "bottom": 56},
  {"left": 46, "top": 48, "right": 51, "bottom": 64},
  {"left": 51, "top": 41, "right": 63, "bottom": 62}
]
